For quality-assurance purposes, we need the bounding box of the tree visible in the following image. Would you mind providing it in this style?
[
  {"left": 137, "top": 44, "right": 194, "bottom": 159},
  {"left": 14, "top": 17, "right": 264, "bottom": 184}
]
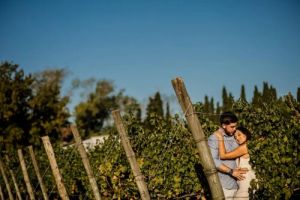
[
  {"left": 216, "top": 102, "right": 221, "bottom": 115},
  {"left": 0, "top": 62, "right": 33, "bottom": 151},
  {"left": 75, "top": 80, "right": 117, "bottom": 138},
  {"left": 222, "top": 86, "right": 228, "bottom": 111},
  {"left": 74, "top": 79, "right": 140, "bottom": 138},
  {"left": 115, "top": 90, "right": 141, "bottom": 121},
  {"left": 222, "top": 86, "right": 234, "bottom": 111},
  {"left": 145, "top": 92, "right": 164, "bottom": 119},
  {"left": 0, "top": 63, "right": 71, "bottom": 150},
  {"left": 209, "top": 97, "right": 215, "bottom": 114},
  {"left": 240, "top": 84, "right": 246, "bottom": 102},
  {"left": 252, "top": 85, "right": 262, "bottom": 108},
  {"left": 29, "top": 69, "right": 70, "bottom": 145},
  {"left": 262, "top": 82, "right": 277, "bottom": 103},
  {"left": 297, "top": 87, "right": 300, "bottom": 102},
  {"left": 165, "top": 102, "right": 171, "bottom": 120},
  {"left": 227, "top": 93, "right": 234, "bottom": 111},
  {"left": 203, "top": 95, "right": 210, "bottom": 113}
]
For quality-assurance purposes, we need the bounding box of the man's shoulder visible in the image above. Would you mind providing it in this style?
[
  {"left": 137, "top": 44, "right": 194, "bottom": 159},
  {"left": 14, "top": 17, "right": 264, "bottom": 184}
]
[
  {"left": 208, "top": 131, "right": 217, "bottom": 143},
  {"left": 208, "top": 128, "right": 222, "bottom": 139}
]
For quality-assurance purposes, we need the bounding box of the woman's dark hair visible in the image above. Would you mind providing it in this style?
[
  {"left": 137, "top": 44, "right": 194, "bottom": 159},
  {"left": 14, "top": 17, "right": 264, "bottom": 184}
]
[
  {"left": 220, "top": 111, "right": 238, "bottom": 125},
  {"left": 237, "top": 126, "right": 252, "bottom": 141}
]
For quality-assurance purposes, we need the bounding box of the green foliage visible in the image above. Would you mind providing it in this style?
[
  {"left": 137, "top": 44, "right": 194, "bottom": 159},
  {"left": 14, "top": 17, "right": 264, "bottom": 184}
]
[
  {"left": 297, "top": 87, "right": 300, "bottom": 102},
  {"left": 145, "top": 92, "right": 164, "bottom": 122},
  {"left": 1, "top": 98, "right": 299, "bottom": 199},
  {"left": 1, "top": 64, "right": 299, "bottom": 199},
  {"left": 252, "top": 85, "right": 263, "bottom": 108},
  {"left": 240, "top": 84, "right": 246, "bottom": 102},
  {"left": 129, "top": 114, "right": 203, "bottom": 198},
  {"left": 88, "top": 114, "right": 206, "bottom": 199},
  {"left": 0, "top": 62, "right": 70, "bottom": 151},
  {"left": 30, "top": 69, "right": 70, "bottom": 146},
  {"left": 233, "top": 97, "right": 299, "bottom": 199},
  {"left": 0, "top": 62, "right": 33, "bottom": 150},
  {"left": 74, "top": 80, "right": 141, "bottom": 138},
  {"left": 262, "top": 82, "right": 277, "bottom": 103}
]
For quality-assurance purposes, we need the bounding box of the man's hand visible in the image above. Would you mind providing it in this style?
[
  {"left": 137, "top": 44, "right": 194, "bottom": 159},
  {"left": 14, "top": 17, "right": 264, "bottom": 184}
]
[{"left": 232, "top": 167, "right": 248, "bottom": 181}]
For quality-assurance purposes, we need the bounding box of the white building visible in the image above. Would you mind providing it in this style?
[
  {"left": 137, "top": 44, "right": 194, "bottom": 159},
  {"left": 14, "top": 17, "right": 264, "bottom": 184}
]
[{"left": 63, "top": 135, "right": 109, "bottom": 151}]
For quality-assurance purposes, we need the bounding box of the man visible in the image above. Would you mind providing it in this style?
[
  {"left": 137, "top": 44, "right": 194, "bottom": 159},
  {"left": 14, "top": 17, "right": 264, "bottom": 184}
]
[{"left": 208, "top": 111, "right": 247, "bottom": 199}]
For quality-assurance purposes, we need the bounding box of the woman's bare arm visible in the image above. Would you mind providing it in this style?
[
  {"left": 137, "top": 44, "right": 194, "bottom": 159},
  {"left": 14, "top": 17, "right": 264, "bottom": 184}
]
[{"left": 215, "top": 131, "right": 248, "bottom": 159}]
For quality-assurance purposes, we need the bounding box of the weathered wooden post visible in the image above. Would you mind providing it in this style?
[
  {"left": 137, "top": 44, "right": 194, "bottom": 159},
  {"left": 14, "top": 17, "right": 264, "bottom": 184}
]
[
  {"left": 0, "top": 157, "right": 13, "bottom": 200},
  {"left": 28, "top": 146, "right": 49, "bottom": 200},
  {"left": 112, "top": 110, "right": 151, "bottom": 200},
  {"left": 5, "top": 155, "right": 22, "bottom": 200},
  {"left": 172, "top": 77, "right": 224, "bottom": 200},
  {"left": 0, "top": 184, "right": 4, "bottom": 200},
  {"left": 41, "top": 136, "right": 69, "bottom": 200},
  {"left": 18, "top": 149, "right": 36, "bottom": 200},
  {"left": 70, "top": 125, "right": 102, "bottom": 200}
]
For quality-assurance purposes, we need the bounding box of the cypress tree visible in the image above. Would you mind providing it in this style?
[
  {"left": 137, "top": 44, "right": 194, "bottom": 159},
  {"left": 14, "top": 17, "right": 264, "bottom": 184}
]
[
  {"left": 262, "top": 82, "right": 277, "bottom": 103},
  {"left": 165, "top": 102, "right": 172, "bottom": 126},
  {"left": 165, "top": 102, "right": 171, "bottom": 120},
  {"left": 270, "top": 85, "right": 277, "bottom": 101},
  {"left": 214, "top": 102, "right": 221, "bottom": 123},
  {"left": 136, "top": 107, "right": 142, "bottom": 122},
  {"left": 240, "top": 84, "right": 247, "bottom": 102},
  {"left": 262, "top": 82, "right": 269, "bottom": 98},
  {"left": 145, "top": 91, "right": 164, "bottom": 120},
  {"left": 228, "top": 93, "right": 234, "bottom": 111},
  {"left": 262, "top": 82, "right": 271, "bottom": 103},
  {"left": 209, "top": 97, "right": 215, "bottom": 114},
  {"left": 203, "top": 95, "right": 210, "bottom": 113},
  {"left": 297, "top": 87, "right": 300, "bottom": 102},
  {"left": 252, "top": 85, "right": 262, "bottom": 108},
  {"left": 216, "top": 102, "right": 221, "bottom": 115},
  {"left": 222, "top": 86, "right": 229, "bottom": 111}
]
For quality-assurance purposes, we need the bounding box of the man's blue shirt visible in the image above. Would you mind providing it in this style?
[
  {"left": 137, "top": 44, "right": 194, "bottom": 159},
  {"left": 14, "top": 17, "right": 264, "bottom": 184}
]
[{"left": 208, "top": 128, "right": 239, "bottom": 189}]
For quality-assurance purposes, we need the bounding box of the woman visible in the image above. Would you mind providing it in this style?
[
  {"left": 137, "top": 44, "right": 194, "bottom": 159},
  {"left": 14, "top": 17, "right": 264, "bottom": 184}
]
[{"left": 215, "top": 126, "right": 256, "bottom": 200}]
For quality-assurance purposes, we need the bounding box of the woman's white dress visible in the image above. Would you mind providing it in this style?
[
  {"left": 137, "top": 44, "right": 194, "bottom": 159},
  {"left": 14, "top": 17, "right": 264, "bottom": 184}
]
[{"left": 234, "top": 157, "right": 256, "bottom": 200}]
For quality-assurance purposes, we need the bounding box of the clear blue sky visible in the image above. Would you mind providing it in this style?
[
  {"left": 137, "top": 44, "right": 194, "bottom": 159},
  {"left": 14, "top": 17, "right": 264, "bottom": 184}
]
[{"left": 1, "top": 0, "right": 299, "bottom": 114}]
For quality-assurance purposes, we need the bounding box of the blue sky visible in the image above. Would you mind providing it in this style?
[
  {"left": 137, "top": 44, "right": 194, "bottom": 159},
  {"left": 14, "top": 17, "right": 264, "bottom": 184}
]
[{"left": 1, "top": 0, "right": 299, "bottom": 114}]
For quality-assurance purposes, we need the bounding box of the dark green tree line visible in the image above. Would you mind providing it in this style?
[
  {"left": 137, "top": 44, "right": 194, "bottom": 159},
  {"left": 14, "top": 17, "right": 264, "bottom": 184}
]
[{"left": 0, "top": 62, "right": 70, "bottom": 151}]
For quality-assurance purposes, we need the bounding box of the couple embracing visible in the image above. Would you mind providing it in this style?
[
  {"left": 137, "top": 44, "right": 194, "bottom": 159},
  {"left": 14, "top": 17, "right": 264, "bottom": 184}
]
[{"left": 208, "top": 112, "right": 256, "bottom": 200}]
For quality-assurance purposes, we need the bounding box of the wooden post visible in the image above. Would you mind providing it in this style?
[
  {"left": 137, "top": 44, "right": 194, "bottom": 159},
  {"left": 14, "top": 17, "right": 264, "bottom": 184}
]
[
  {"left": 70, "top": 125, "right": 102, "bottom": 200},
  {"left": 172, "top": 77, "right": 225, "bottom": 200},
  {"left": 112, "top": 110, "right": 151, "bottom": 200},
  {"left": 28, "top": 146, "right": 49, "bottom": 200},
  {"left": 0, "top": 158, "right": 13, "bottom": 200},
  {"left": 5, "top": 155, "right": 22, "bottom": 200},
  {"left": 0, "top": 185, "right": 4, "bottom": 200},
  {"left": 18, "top": 149, "right": 36, "bottom": 200},
  {"left": 41, "top": 136, "right": 69, "bottom": 200}
]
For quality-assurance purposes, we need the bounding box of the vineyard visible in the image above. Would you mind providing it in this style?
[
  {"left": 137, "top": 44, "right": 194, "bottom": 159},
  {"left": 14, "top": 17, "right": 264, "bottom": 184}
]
[
  {"left": 0, "top": 88, "right": 299, "bottom": 200},
  {"left": 0, "top": 64, "right": 299, "bottom": 199}
]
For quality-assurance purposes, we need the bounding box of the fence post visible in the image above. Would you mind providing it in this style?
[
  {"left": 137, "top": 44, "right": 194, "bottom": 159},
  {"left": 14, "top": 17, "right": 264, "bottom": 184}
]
[
  {"left": 28, "top": 146, "right": 49, "bottom": 200},
  {"left": 70, "top": 125, "right": 102, "bottom": 200},
  {"left": 5, "top": 155, "right": 22, "bottom": 200},
  {"left": 112, "top": 110, "right": 151, "bottom": 200},
  {"left": 0, "top": 157, "right": 13, "bottom": 200},
  {"left": 0, "top": 184, "right": 4, "bottom": 200},
  {"left": 172, "top": 77, "right": 225, "bottom": 200},
  {"left": 41, "top": 136, "right": 69, "bottom": 200},
  {"left": 18, "top": 149, "right": 36, "bottom": 200}
]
